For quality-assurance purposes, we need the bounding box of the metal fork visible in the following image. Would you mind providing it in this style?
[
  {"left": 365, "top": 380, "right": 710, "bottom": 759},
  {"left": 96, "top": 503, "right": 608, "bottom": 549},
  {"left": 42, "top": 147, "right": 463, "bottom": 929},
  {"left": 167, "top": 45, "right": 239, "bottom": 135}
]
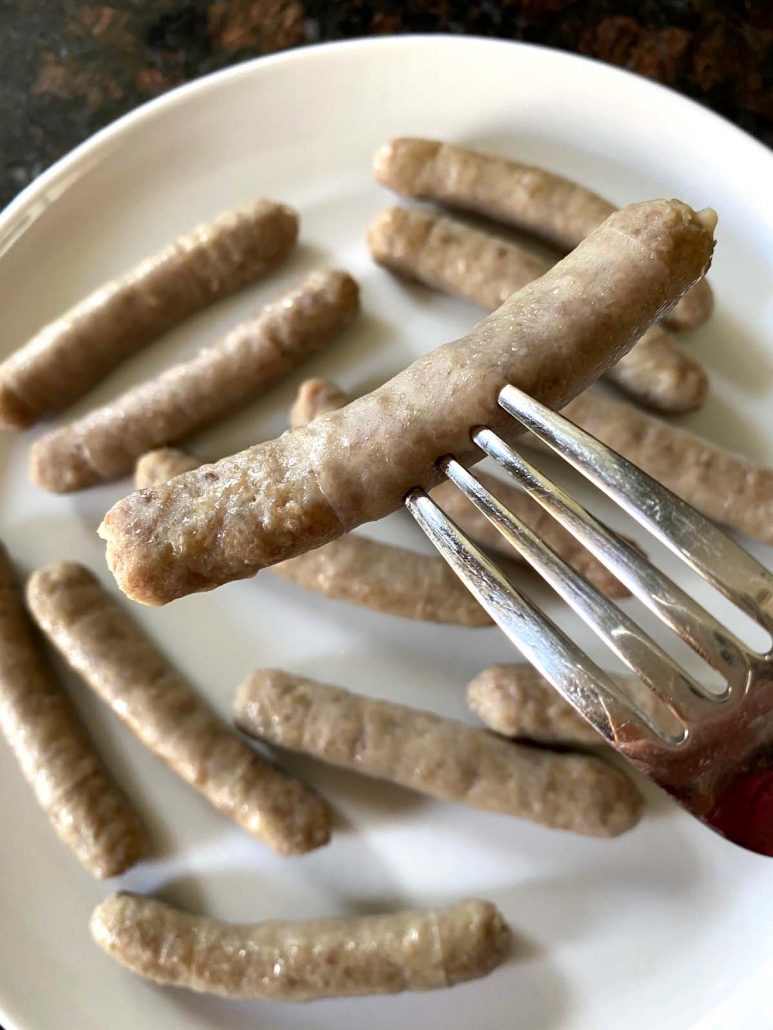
[{"left": 404, "top": 384, "right": 773, "bottom": 857}]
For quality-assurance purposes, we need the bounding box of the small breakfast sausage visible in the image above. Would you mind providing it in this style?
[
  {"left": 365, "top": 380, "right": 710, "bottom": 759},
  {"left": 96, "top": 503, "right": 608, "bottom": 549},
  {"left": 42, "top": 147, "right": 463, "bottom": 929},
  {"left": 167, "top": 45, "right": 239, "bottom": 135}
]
[
  {"left": 234, "top": 671, "right": 643, "bottom": 837},
  {"left": 291, "top": 377, "right": 632, "bottom": 599},
  {"left": 557, "top": 390, "right": 773, "bottom": 546},
  {"left": 100, "top": 200, "right": 716, "bottom": 605},
  {"left": 90, "top": 892, "right": 511, "bottom": 1000},
  {"left": 0, "top": 201, "right": 299, "bottom": 429},
  {"left": 372, "top": 138, "right": 713, "bottom": 332},
  {"left": 273, "top": 535, "right": 493, "bottom": 626},
  {"left": 368, "top": 206, "right": 707, "bottom": 414},
  {"left": 134, "top": 447, "right": 202, "bottom": 489},
  {"left": 467, "top": 664, "right": 671, "bottom": 746},
  {"left": 602, "top": 325, "right": 707, "bottom": 414},
  {"left": 289, "top": 377, "right": 350, "bottom": 429},
  {"left": 467, "top": 665, "right": 602, "bottom": 744},
  {"left": 31, "top": 270, "right": 359, "bottom": 493},
  {"left": 26, "top": 563, "right": 331, "bottom": 856},
  {"left": 133, "top": 449, "right": 492, "bottom": 626},
  {"left": 0, "top": 543, "right": 147, "bottom": 877},
  {"left": 283, "top": 379, "right": 490, "bottom": 624}
]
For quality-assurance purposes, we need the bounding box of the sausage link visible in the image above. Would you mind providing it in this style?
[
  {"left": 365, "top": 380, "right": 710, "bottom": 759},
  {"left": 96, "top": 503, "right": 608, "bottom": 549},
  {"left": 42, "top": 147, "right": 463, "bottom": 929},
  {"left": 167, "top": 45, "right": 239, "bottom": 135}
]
[
  {"left": 135, "top": 447, "right": 202, "bottom": 489},
  {"left": 133, "top": 447, "right": 492, "bottom": 626},
  {"left": 90, "top": 892, "right": 511, "bottom": 1000},
  {"left": 467, "top": 664, "right": 674, "bottom": 745},
  {"left": 234, "top": 671, "right": 643, "bottom": 837},
  {"left": 26, "top": 562, "right": 332, "bottom": 855},
  {"left": 289, "top": 377, "right": 350, "bottom": 429},
  {"left": 31, "top": 270, "right": 358, "bottom": 492},
  {"left": 372, "top": 138, "right": 712, "bottom": 332},
  {"left": 273, "top": 536, "right": 493, "bottom": 626},
  {"left": 368, "top": 206, "right": 707, "bottom": 414},
  {"left": 557, "top": 391, "right": 773, "bottom": 547},
  {"left": 0, "top": 201, "right": 299, "bottom": 428},
  {"left": 100, "top": 200, "right": 716, "bottom": 605},
  {"left": 0, "top": 544, "right": 147, "bottom": 876},
  {"left": 467, "top": 665, "right": 602, "bottom": 744},
  {"left": 292, "top": 377, "right": 633, "bottom": 599}
]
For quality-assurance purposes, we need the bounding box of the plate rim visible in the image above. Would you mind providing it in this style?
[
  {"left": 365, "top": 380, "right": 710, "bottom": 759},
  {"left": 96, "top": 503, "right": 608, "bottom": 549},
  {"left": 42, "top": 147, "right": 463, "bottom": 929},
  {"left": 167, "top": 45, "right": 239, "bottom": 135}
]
[{"left": 3, "top": 32, "right": 773, "bottom": 243}]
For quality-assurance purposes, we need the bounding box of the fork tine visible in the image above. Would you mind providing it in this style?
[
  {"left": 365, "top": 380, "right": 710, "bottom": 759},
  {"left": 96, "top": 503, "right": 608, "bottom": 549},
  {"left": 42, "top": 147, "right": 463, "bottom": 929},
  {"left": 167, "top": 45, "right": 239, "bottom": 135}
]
[
  {"left": 473, "top": 427, "right": 751, "bottom": 691},
  {"left": 499, "top": 384, "right": 773, "bottom": 635},
  {"left": 439, "top": 458, "right": 711, "bottom": 729},
  {"left": 404, "top": 488, "right": 670, "bottom": 743}
]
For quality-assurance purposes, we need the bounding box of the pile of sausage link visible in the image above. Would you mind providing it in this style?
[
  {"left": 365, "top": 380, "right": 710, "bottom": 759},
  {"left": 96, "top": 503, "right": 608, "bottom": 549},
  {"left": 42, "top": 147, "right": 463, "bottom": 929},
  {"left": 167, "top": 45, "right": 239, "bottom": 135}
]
[{"left": 1, "top": 139, "right": 758, "bottom": 1004}]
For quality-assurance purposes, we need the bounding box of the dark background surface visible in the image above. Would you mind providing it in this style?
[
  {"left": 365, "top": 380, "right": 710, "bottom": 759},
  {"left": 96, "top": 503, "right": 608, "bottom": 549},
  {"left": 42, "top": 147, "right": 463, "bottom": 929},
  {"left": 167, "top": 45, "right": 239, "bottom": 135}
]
[{"left": 0, "top": 0, "right": 771, "bottom": 211}]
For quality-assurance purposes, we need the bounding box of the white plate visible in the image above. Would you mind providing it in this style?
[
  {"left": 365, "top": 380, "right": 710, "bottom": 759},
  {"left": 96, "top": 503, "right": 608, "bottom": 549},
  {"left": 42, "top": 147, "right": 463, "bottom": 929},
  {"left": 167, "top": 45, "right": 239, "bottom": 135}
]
[{"left": 1, "top": 35, "right": 773, "bottom": 1030}]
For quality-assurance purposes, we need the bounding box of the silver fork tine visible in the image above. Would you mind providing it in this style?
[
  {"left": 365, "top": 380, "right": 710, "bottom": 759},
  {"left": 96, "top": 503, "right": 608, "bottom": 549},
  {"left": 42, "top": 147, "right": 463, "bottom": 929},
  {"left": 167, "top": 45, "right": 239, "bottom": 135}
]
[
  {"left": 499, "top": 384, "right": 773, "bottom": 635},
  {"left": 439, "top": 458, "right": 713, "bottom": 726},
  {"left": 404, "top": 488, "right": 668, "bottom": 742},
  {"left": 473, "top": 427, "right": 751, "bottom": 690}
]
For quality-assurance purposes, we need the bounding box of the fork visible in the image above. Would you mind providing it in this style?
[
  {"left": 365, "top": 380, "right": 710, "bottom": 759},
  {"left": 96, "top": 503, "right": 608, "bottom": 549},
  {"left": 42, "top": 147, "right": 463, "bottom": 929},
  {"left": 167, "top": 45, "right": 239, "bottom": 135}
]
[{"left": 404, "top": 384, "right": 773, "bottom": 857}]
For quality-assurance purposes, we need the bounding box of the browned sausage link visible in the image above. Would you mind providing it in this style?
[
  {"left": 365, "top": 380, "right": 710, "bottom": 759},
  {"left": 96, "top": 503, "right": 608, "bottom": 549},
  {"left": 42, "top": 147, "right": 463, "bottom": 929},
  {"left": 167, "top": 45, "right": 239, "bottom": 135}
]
[
  {"left": 283, "top": 379, "right": 491, "bottom": 624},
  {"left": 101, "top": 200, "right": 716, "bottom": 605},
  {"left": 367, "top": 206, "right": 707, "bottom": 414},
  {"left": 372, "top": 138, "right": 713, "bottom": 332},
  {"left": 0, "top": 201, "right": 299, "bottom": 429},
  {"left": 467, "top": 665, "right": 603, "bottom": 744},
  {"left": 0, "top": 544, "right": 147, "bottom": 877},
  {"left": 90, "top": 892, "right": 511, "bottom": 1000},
  {"left": 234, "top": 671, "right": 643, "bottom": 836},
  {"left": 467, "top": 664, "right": 674, "bottom": 745},
  {"left": 135, "top": 451, "right": 490, "bottom": 626},
  {"left": 31, "top": 270, "right": 359, "bottom": 493},
  {"left": 273, "top": 536, "right": 493, "bottom": 626},
  {"left": 603, "top": 327, "right": 707, "bottom": 414},
  {"left": 26, "top": 563, "right": 331, "bottom": 855},
  {"left": 135, "top": 448, "right": 202, "bottom": 490},
  {"left": 289, "top": 377, "right": 350, "bottom": 429},
  {"left": 662, "top": 277, "right": 714, "bottom": 332},
  {"left": 556, "top": 391, "right": 773, "bottom": 546},
  {"left": 133, "top": 447, "right": 492, "bottom": 626},
  {"left": 292, "top": 377, "right": 632, "bottom": 599}
]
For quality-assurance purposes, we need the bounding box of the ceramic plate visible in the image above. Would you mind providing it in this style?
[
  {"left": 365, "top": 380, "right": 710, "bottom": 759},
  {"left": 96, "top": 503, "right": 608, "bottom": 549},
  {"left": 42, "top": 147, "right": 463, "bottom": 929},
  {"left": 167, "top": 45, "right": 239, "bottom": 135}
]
[{"left": 1, "top": 35, "right": 773, "bottom": 1030}]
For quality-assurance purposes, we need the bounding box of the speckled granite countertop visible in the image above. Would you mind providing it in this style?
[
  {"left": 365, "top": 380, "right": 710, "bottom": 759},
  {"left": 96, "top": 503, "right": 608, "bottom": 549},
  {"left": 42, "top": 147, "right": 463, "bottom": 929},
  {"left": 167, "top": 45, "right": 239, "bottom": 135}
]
[{"left": 1, "top": 1, "right": 771, "bottom": 210}]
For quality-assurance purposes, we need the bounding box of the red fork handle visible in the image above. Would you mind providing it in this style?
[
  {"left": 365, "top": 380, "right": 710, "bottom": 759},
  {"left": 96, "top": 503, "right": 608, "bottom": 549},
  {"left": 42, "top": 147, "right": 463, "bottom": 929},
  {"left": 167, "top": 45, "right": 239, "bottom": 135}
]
[{"left": 706, "top": 768, "right": 773, "bottom": 856}]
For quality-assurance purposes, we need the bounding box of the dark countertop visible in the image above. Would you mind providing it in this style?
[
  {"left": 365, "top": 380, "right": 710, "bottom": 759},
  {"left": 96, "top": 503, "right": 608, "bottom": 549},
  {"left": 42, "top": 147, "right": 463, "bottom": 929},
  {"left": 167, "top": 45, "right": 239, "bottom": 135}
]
[{"left": 1, "top": 1, "right": 771, "bottom": 210}]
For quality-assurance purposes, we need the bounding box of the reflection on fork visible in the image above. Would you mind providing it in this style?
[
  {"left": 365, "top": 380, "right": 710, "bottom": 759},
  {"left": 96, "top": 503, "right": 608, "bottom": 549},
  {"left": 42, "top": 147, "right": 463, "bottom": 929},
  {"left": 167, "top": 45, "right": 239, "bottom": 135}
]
[{"left": 405, "top": 385, "right": 773, "bottom": 857}]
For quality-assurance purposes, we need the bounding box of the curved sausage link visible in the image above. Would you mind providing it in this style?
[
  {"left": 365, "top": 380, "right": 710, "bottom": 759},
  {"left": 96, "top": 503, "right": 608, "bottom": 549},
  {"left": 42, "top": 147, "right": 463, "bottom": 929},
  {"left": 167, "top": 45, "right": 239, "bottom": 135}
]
[
  {"left": 101, "top": 200, "right": 716, "bottom": 604},
  {"left": 133, "top": 445, "right": 492, "bottom": 626},
  {"left": 292, "top": 377, "right": 633, "bottom": 599},
  {"left": 90, "top": 892, "right": 511, "bottom": 1001}
]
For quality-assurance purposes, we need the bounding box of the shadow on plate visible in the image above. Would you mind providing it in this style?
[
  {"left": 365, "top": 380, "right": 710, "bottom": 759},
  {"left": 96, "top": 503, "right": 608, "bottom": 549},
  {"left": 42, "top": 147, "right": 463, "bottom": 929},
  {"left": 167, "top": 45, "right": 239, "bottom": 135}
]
[{"left": 270, "top": 746, "right": 432, "bottom": 833}]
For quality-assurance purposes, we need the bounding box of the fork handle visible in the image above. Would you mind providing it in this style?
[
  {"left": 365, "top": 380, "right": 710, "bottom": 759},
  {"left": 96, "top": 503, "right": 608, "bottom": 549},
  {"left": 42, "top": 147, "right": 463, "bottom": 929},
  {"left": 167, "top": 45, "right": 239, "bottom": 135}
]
[{"left": 707, "top": 768, "right": 773, "bottom": 856}]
